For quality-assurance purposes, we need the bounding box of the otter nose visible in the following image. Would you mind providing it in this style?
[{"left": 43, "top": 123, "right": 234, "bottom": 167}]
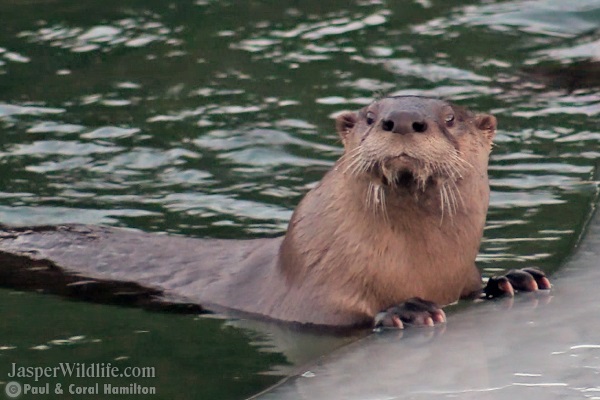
[{"left": 381, "top": 111, "right": 428, "bottom": 134}]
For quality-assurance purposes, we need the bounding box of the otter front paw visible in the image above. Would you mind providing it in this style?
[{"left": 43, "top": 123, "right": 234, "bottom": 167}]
[
  {"left": 374, "top": 297, "right": 446, "bottom": 329},
  {"left": 484, "top": 267, "right": 551, "bottom": 299}
]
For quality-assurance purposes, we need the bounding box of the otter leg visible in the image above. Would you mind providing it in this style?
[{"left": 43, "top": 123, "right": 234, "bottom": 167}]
[
  {"left": 374, "top": 297, "right": 446, "bottom": 329},
  {"left": 483, "top": 267, "right": 551, "bottom": 299}
]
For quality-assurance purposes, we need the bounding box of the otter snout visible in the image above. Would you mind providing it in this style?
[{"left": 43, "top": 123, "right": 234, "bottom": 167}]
[{"left": 381, "top": 111, "right": 428, "bottom": 135}]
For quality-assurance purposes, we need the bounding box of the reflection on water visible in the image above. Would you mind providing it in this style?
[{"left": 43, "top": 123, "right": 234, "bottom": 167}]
[{"left": 0, "top": 0, "right": 599, "bottom": 398}]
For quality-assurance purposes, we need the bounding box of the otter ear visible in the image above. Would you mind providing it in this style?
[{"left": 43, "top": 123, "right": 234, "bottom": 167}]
[
  {"left": 475, "top": 113, "right": 497, "bottom": 141},
  {"left": 335, "top": 111, "right": 357, "bottom": 143}
]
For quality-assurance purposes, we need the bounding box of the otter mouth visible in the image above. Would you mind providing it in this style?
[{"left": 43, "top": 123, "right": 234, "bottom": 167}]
[
  {"left": 395, "top": 170, "right": 418, "bottom": 186},
  {"left": 378, "top": 154, "right": 423, "bottom": 188},
  {"left": 381, "top": 170, "right": 417, "bottom": 187}
]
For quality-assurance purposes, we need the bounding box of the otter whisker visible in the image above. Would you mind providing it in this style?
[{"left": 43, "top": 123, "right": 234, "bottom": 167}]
[
  {"left": 364, "top": 181, "right": 390, "bottom": 223},
  {"left": 450, "top": 153, "right": 473, "bottom": 172},
  {"left": 345, "top": 157, "right": 363, "bottom": 175},
  {"left": 378, "top": 184, "right": 389, "bottom": 224},
  {"left": 449, "top": 179, "right": 465, "bottom": 209},
  {"left": 337, "top": 147, "right": 359, "bottom": 167},
  {"left": 360, "top": 158, "right": 376, "bottom": 175},
  {"left": 418, "top": 175, "right": 427, "bottom": 192},
  {"left": 354, "top": 152, "right": 379, "bottom": 177},
  {"left": 445, "top": 159, "right": 469, "bottom": 182},
  {"left": 440, "top": 164, "right": 451, "bottom": 179},
  {"left": 438, "top": 178, "right": 464, "bottom": 223},
  {"left": 381, "top": 164, "right": 394, "bottom": 185},
  {"left": 443, "top": 164, "right": 460, "bottom": 181},
  {"left": 439, "top": 184, "right": 448, "bottom": 224},
  {"left": 446, "top": 182, "right": 458, "bottom": 216},
  {"left": 342, "top": 149, "right": 365, "bottom": 176},
  {"left": 366, "top": 181, "right": 376, "bottom": 209}
]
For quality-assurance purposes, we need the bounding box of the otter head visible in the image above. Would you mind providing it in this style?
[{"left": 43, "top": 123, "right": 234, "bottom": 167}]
[{"left": 336, "top": 96, "right": 496, "bottom": 215}]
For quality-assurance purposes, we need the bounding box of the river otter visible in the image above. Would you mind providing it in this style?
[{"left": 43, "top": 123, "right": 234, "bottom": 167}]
[
  {"left": 196, "top": 96, "right": 550, "bottom": 328},
  {"left": 0, "top": 96, "right": 550, "bottom": 328}
]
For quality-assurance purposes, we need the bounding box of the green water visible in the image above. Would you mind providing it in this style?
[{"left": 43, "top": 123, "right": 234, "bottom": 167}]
[
  {"left": 0, "top": 291, "right": 286, "bottom": 399},
  {"left": 0, "top": 0, "right": 598, "bottom": 399}
]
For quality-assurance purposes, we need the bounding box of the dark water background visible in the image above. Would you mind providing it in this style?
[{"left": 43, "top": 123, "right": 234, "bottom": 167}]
[{"left": 0, "top": 0, "right": 598, "bottom": 399}]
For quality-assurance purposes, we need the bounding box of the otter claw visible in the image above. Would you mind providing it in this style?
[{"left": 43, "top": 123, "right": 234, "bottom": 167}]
[
  {"left": 374, "top": 297, "right": 446, "bottom": 329},
  {"left": 521, "top": 267, "right": 551, "bottom": 290},
  {"left": 484, "top": 267, "right": 551, "bottom": 299}
]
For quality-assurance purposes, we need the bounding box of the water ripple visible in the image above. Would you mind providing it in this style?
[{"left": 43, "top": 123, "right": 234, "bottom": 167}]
[
  {"left": 13, "top": 140, "right": 120, "bottom": 156},
  {"left": 413, "top": 0, "right": 600, "bottom": 38},
  {"left": 18, "top": 15, "right": 180, "bottom": 54},
  {"left": 0, "top": 103, "right": 64, "bottom": 118}
]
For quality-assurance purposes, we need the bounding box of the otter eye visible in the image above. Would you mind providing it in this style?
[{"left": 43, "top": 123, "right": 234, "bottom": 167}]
[
  {"left": 366, "top": 112, "right": 375, "bottom": 126},
  {"left": 445, "top": 114, "right": 455, "bottom": 127}
]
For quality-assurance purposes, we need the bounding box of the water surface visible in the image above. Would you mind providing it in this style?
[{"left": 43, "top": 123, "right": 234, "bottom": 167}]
[{"left": 0, "top": 0, "right": 598, "bottom": 398}]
